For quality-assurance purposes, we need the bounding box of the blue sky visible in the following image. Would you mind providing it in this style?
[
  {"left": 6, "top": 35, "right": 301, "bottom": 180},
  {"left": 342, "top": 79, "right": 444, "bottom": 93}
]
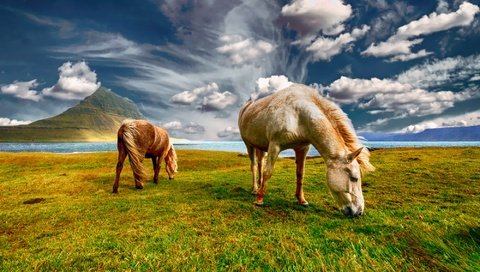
[{"left": 1, "top": 0, "right": 480, "bottom": 140}]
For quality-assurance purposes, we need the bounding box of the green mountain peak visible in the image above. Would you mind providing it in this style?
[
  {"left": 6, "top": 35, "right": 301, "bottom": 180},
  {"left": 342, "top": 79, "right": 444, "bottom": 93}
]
[{"left": 0, "top": 87, "right": 145, "bottom": 142}]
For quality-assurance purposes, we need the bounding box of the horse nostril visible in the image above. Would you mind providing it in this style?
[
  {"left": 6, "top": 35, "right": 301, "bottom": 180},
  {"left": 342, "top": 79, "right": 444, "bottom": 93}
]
[{"left": 342, "top": 206, "right": 353, "bottom": 217}]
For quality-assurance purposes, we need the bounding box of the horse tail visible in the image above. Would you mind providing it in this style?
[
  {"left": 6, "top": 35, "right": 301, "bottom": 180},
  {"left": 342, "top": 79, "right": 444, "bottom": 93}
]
[
  {"left": 165, "top": 144, "right": 178, "bottom": 176},
  {"left": 121, "top": 121, "right": 147, "bottom": 182}
]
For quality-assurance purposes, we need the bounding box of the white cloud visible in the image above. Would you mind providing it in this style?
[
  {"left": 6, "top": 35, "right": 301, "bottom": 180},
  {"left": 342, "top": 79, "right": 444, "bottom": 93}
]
[
  {"left": 23, "top": 12, "right": 74, "bottom": 35},
  {"left": 282, "top": 1, "right": 367, "bottom": 63},
  {"left": 217, "top": 126, "right": 240, "bottom": 139},
  {"left": 396, "top": 54, "right": 480, "bottom": 89},
  {"left": 216, "top": 35, "right": 275, "bottom": 66},
  {"left": 182, "top": 122, "right": 206, "bottom": 134},
  {"left": 387, "top": 49, "right": 433, "bottom": 62},
  {"left": 250, "top": 75, "right": 294, "bottom": 100},
  {"left": 362, "top": 2, "right": 480, "bottom": 62},
  {"left": 401, "top": 109, "right": 480, "bottom": 133},
  {"left": 364, "top": 2, "right": 415, "bottom": 44},
  {"left": 162, "top": 120, "right": 183, "bottom": 130},
  {"left": 161, "top": 120, "right": 206, "bottom": 136},
  {"left": 0, "top": 117, "right": 32, "bottom": 126},
  {"left": 58, "top": 31, "right": 145, "bottom": 59},
  {"left": 327, "top": 76, "right": 477, "bottom": 117},
  {"left": 363, "top": 38, "right": 424, "bottom": 58},
  {"left": 170, "top": 83, "right": 237, "bottom": 111},
  {"left": 41, "top": 61, "right": 101, "bottom": 100},
  {"left": 281, "top": 0, "right": 352, "bottom": 36},
  {"left": 305, "top": 25, "right": 370, "bottom": 61},
  {"left": 1, "top": 79, "right": 42, "bottom": 102},
  {"left": 395, "top": 2, "right": 479, "bottom": 40},
  {"left": 436, "top": 0, "right": 450, "bottom": 13}
]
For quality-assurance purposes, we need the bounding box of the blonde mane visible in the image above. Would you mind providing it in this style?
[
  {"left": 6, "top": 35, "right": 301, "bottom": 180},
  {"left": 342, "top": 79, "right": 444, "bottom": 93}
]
[
  {"left": 122, "top": 121, "right": 147, "bottom": 181},
  {"left": 314, "top": 96, "right": 375, "bottom": 175}
]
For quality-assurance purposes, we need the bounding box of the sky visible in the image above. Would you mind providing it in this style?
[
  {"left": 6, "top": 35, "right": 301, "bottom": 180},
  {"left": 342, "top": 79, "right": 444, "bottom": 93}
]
[{"left": 1, "top": 0, "right": 480, "bottom": 140}]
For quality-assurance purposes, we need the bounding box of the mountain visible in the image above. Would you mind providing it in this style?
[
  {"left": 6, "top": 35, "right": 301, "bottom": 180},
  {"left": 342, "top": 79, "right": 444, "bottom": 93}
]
[
  {"left": 360, "top": 125, "right": 480, "bottom": 141},
  {"left": 0, "top": 87, "right": 144, "bottom": 142}
]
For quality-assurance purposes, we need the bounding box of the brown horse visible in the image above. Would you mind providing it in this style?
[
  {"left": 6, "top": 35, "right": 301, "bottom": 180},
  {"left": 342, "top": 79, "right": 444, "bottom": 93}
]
[
  {"left": 238, "top": 84, "right": 374, "bottom": 217},
  {"left": 112, "top": 119, "right": 177, "bottom": 193}
]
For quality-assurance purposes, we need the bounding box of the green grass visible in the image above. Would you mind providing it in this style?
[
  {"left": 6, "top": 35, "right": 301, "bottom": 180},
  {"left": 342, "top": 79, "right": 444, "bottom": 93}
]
[{"left": 0, "top": 148, "right": 479, "bottom": 271}]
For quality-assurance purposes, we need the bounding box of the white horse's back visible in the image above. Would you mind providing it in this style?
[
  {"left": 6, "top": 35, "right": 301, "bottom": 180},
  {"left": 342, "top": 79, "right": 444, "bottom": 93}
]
[{"left": 239, "top": 84, "right": 327, "bottom": 151}]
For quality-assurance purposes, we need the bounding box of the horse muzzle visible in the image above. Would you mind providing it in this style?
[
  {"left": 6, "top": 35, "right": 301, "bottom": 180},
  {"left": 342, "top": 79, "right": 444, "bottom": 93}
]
[{"left": 342, "top": 206, "right": 363, "bottom": 217}]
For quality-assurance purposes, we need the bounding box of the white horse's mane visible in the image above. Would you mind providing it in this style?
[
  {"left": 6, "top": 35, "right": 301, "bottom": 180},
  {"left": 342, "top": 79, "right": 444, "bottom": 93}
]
[{"left": 313, "top": 94, "right": 375, "bottom": 175}]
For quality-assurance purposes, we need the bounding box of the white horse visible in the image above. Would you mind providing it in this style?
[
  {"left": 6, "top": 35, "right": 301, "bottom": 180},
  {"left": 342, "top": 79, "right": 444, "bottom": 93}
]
[{"left": 238, "top": 84, "right": 374, "bottom": 217}]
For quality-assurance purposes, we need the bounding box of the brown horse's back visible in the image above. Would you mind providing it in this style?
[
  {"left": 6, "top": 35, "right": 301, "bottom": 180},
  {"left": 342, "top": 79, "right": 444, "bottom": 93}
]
[{"left": 113, "top": 119, "right": 177, "bottom": 193}]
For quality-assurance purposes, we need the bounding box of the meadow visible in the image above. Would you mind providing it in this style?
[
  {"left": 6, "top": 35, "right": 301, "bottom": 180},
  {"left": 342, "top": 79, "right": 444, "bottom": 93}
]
[{"left": 0, "top": 148, "right": 479, "bottom": 271}]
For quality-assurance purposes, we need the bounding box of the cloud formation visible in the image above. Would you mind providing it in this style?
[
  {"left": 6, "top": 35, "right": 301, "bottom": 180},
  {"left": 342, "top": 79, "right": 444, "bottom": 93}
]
[
  {"left": 327, "top": 76, "right": 476, "bottom": 118},
  {"left": 41, "top": 61, "right": 100, "bottom": 100},
  {"left": 395, "top": 54, "right": 480, "bottom": 89},
  {"left": 162, "top": 120, "right": 206, "bottom": 136},
  {"left": 0, "top": 117, "right": 32, "bottom": 126},
  {"left": 363, "top": 2, "right": 480, "bottom": 62},
  {"left": 170, "top": 83, "right": 237, "bottom": 111},
  {"left": 305, "top": 25, "right": 370, "bottom": 61},
  {"left": 217, "top": 126, "right": 240, "bottom": 139},
  {"left": 216, "top": 35, "right": 275, "bottom": 66},
  {"left": 281, "top": 0, "right": 352, "bottom": 36},
  {"left": 1, "top": 79, "right": 42, "bottom": 102},
  {"left": 401, "top": 109, "right": 480, "bottom": 133},
  {"left": 250, "top": 75, "right": 293, "bottom": 100}
]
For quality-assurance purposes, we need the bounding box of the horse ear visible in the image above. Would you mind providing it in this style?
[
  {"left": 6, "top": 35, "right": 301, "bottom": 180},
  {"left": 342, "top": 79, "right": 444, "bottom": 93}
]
[{"left": 347, "top": 147, "right": 363, "bottom": 162}]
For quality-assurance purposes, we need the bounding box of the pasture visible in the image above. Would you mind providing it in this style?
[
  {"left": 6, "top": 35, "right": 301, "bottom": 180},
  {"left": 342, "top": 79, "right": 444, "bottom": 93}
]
[{"left": 0, "top": 148, "right": 479, "bottom": 271}]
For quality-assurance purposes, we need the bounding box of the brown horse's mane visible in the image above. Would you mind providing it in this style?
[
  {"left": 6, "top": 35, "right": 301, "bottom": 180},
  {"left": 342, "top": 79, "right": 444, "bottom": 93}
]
[{"left": 313, "top": 94, "right": 375, "bottom": 175}]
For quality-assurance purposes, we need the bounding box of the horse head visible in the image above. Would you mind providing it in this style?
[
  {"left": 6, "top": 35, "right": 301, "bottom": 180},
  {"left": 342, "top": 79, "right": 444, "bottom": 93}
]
[
  {"left": 325, "top": 147, "right": 365, "bottom": 217},
  {"left": 165, "top": 145, "right": 178, "bottom": 180}
]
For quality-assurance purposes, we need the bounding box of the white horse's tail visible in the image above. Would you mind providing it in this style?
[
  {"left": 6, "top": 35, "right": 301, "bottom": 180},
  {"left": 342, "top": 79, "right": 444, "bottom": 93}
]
[{"left": 121, "top": 122, "right": 147, "bottom": 182}]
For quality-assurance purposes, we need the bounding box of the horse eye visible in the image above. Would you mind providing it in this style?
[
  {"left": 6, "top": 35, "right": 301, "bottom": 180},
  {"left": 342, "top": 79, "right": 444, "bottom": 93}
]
[{"left": 350, "top": 176, "right": 358, "bottom": 182}]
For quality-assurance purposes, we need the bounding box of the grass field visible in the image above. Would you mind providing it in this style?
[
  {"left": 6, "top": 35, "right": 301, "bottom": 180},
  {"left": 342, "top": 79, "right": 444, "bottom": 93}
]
[{"left": 0, "top": 148, "right": 479, "bottom": 271}]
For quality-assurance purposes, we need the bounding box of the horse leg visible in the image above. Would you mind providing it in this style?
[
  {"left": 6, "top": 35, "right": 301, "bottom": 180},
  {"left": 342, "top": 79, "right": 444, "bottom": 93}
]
[
  {"left": 256, "top": 148, "right": 266, "bottom": 189},
  {"left": 246, "top": 145, "right": 258, "bottom": 194},
  {"left": 294, "top": 146, "right": 309, "bottom": 206},
  {"left": 255, "top": 143, "right": 281, "bottom": 206},
  {"left": 152, "top": 156, "right": 160, "bottom": 184},
  {"left": 113, "top": 141, "right": 127, "bottom": 193}
]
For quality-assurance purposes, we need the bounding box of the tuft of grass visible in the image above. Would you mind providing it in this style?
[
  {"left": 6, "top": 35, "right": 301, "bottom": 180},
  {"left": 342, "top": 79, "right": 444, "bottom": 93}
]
[{"left": 0, "top": 147, "right": 479, "bottom": 271}]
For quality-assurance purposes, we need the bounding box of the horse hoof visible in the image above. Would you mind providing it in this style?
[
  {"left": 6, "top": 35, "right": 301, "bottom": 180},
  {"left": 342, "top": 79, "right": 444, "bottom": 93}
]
[
  {"left": 299, "top": 202, "right": 309, "bottom": 207},
  {"left": 254, "top": 201, "right": 264, "bottom": 207},
  {"left": 112, "top": 190, "right": 118, "bottom": 194},
  {"left": 169, "top": 177, "right": 174, "bottom": 180},
  {"left": 135, "top": 186, "right": 144, "bottom": 189},
  {"left": 251, "top": 191, "right": 258, "bottom": 196}
]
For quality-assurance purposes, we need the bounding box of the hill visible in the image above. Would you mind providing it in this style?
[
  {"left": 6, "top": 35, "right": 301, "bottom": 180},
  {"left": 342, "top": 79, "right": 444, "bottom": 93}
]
[
  {"left": 0, "top": 87, "right": 144, "bottom": 142},
  {"left": 360, "top": 125, "right": 480, "bottom": 141}
]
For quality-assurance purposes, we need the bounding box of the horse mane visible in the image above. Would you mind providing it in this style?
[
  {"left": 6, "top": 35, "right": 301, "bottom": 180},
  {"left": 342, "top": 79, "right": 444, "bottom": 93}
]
[
  {"left": 313, "top": 94, "right": 375, "bottom": 176},
  {"left": 165, "top": 144, "right": 178, "bottom": 174},
  {"left": 121, "top": 120, "right": 147, "bottom": 181}
]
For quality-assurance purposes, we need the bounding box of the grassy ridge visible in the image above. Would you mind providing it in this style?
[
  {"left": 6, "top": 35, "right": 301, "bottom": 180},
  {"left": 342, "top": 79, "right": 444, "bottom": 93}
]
[
  {"left": 0, "top": 148, "right": 479, "bottom": 271},
  {"left": 0, "top": 87, "right": 144, "bottom": 142}
]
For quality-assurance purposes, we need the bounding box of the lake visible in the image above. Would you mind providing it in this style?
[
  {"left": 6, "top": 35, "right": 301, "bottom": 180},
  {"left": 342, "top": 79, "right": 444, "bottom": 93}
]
[{"left": 1, "top": 141, "right": 479, "bottom": 157}]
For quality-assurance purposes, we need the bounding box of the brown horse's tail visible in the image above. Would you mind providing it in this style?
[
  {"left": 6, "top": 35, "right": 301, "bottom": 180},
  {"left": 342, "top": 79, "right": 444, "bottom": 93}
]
[
  {"left": 165, "top": 144, "right": 178, "bottom": 177},
  {"left": 121, "top": 121, "right": 147, "bottom": 182}
]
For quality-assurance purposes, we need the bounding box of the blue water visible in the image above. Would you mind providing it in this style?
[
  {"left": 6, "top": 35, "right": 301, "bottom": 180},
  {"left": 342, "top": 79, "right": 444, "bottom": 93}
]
[{"left": 0, "top": 141, "right": 479, "bottom": 156}]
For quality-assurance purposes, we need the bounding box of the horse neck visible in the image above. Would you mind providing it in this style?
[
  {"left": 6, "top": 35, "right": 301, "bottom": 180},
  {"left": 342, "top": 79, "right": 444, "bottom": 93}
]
[{"left": 313, "top": 119, "right": 348, "bottom": 161}]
